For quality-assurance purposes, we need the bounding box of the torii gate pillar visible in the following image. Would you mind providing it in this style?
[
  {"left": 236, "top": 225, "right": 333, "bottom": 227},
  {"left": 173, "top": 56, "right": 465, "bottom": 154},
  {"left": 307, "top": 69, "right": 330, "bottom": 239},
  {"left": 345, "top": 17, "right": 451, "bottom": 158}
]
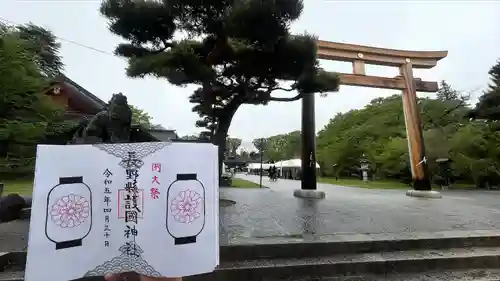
[{"left": 294, "top": 40, "right": 447, "bottom": 199}]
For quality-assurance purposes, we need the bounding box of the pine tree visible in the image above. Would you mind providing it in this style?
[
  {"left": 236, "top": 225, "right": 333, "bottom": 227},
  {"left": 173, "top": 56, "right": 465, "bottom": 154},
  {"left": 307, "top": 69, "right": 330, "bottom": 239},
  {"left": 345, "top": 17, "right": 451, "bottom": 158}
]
[
  {"left": 100, "top": 0, "right": 340, "bottom": 174},
  {"left": 470, "top": 60, "right": 500, "bottom": 121}
]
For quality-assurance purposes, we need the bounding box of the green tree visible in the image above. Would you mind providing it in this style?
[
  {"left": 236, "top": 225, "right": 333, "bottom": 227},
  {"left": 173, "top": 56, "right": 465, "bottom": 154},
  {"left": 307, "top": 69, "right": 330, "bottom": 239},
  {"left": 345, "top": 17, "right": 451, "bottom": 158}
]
[
  {"left": 317, "top": 95, "right": 406, "bottom": 177},
  {"left": 0, "top": 33, "right": 65, "bottom": 176},
  {"left": 470, "top": 59, "right": 500, "bottom": 121},
  {"left": 436, "top": 80, "right": 459, "bottom": 101},
  {"left": 422, "top": 81, "right": 469, "bottom": 132},
  {"left": 375, "top": 137, "right": 409, "bottom": 180},
  {"left": 151, "top": 124, "right": 166, "bottom": 130},
  {"left": 249, "top": 151, "right": 259, "bottom": 160},
  {"left": 0, "top": 22, "right": 64, "bottom": 77},
  {"left": 129, "top": 105, "right": 153, "bottom": 128},
  {"left": 263, "top": 134, "right": 287, "bottom": 161},
  {"left": 252, "top": 138, "right": 267, "bottom": 153},
  {"left": 239, "top": 150, "right": 250, "bottom": 160},
  {"left": 457, "top": 60, "right": 500, "bottom": 187},
  {"left": 226, "top": 137, "right": 242, "bottom": 158},
  {"left": 16, "top": 23, "right": 64, "bottom": 77},
  {"left": 449, "top": 123, "right": 500, "bottom": 188},
  {"left": 282, "top": 131, "right": 301, "bottom": 159},
  {"left": 100, "top": 0, "right": 339, "bottom": 175},
  {"left": 261, "top": 131, "right": 301, "bottom": 161},
  {"left": 181, "top": 134, "right": 200, "bottom": 141}
]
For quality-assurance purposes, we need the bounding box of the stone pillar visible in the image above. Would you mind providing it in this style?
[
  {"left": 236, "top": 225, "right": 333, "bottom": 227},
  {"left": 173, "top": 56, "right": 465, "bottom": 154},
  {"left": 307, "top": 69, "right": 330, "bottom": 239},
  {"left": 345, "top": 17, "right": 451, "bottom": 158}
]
[
  {"left": 294, "top": 93, "right": 325, "bottom": 199},
  {"left": 400, "top": 62, "right": 441, "bottom": 198},
  {"left": 301, "top": 92, "right": 317, "bottom": 191}
]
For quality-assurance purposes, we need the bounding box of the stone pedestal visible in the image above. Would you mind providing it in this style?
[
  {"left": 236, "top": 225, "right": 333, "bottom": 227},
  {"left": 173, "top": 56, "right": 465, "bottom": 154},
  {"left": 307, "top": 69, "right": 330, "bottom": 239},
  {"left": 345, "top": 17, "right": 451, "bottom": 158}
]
[
  {"left": 362, "top": 170, "right": 368, "bottom": 182},
  {"left": 293, "top": 189, "right": 326, "bottom": 199},
  {"left": 406, "top": 190, "right": 442, "bottom": 199}
]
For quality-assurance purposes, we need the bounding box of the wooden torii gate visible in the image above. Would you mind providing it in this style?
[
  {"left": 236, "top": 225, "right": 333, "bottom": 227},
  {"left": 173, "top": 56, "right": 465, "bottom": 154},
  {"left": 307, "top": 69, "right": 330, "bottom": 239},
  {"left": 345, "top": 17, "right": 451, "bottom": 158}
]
[{"left": 297, "top": 40, "right": 447, "bottom": 199}]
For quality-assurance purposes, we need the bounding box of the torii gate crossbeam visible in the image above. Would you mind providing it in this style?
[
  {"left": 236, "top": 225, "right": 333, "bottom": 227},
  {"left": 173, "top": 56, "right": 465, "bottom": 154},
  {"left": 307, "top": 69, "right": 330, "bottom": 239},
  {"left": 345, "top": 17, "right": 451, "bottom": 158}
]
[{"left": 295, "top": 40, "right": 447, "bottom": 199}]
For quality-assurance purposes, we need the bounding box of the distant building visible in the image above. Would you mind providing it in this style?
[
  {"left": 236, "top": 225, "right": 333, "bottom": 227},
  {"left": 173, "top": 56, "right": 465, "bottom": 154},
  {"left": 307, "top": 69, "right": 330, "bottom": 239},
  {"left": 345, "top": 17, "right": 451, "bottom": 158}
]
[
  {"left": 149, "top": 128, "right": 179, "bottom": 142},
  {"left": 43, "top": 75, "right": 178, "bottom": 143},
  {"left": 224, "top": 159, "right": 248, "bottom": 169}
]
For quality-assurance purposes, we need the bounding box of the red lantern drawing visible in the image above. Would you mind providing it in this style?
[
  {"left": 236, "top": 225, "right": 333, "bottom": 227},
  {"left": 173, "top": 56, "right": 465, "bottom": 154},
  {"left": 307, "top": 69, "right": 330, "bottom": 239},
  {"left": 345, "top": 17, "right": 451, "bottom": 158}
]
[
  {"left": 45, "top": 176, "right": 92, "bottom": 250},
  {"left": 166, "top": 173, "right": 205, "bottom": 245}
]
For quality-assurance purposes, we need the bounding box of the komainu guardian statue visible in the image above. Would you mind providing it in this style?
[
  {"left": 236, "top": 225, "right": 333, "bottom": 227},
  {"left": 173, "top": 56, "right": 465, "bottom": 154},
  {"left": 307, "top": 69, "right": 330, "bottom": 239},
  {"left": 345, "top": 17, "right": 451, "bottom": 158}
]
[{"left": 71, "top": 93, "right": 132, "bottom": 144}]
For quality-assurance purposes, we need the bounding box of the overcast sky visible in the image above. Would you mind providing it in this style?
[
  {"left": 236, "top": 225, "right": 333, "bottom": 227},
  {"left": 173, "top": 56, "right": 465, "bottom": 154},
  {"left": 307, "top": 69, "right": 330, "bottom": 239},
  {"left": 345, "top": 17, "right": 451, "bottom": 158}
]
[{"left": 1, "top": 0, "right": 499, "bottom": 151}]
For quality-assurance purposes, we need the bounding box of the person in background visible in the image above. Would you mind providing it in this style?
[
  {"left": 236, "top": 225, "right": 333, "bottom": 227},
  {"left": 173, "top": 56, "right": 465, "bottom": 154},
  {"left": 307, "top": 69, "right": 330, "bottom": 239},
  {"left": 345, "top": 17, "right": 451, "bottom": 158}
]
[{"left": 267, "top": 165, "right": 274, "bottom": 180}]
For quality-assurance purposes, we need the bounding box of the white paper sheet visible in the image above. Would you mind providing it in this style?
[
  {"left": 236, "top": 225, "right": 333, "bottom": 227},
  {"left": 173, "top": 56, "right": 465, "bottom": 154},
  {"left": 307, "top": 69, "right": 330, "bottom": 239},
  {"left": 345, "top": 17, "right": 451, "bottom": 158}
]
[{"left": 25, "top": 142, "right": 219, "bottom": 281}]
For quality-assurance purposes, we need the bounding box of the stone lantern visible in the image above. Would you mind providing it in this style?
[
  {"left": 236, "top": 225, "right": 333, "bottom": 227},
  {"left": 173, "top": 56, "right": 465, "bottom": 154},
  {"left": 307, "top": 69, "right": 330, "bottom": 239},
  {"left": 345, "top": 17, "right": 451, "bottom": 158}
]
[{"left": 360, "top": 154, "right": 370, "bottom": 182}]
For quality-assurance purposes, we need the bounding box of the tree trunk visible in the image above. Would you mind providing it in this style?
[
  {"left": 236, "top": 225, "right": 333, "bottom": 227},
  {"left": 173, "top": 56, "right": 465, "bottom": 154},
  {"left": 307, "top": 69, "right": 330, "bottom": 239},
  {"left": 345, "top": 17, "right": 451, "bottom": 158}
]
[
  {"left": 214, "top": 120, "right": 230, "bottom": 179},
  {"left": 212, "top": 102, "right": 241, "bottom": 179}
]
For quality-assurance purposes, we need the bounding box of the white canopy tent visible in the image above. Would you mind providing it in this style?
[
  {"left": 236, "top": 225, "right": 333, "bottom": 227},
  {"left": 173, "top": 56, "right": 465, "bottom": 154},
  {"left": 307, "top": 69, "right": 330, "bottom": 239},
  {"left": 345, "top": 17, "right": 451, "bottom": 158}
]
[
  {"left": 245, "top": 162, "right": 272, "bottom": 174},
  {"left": 276, "top": 158, "right": 321, "bottom": 179},
  {"left": 247, "top": 163, "right": 272, "bottom": 169},
  {"left": 245, "top": 159, "right": 320, "bottom": 178},
  {"left": 277, "top": 158, "right": 320, "bottom": 169}
]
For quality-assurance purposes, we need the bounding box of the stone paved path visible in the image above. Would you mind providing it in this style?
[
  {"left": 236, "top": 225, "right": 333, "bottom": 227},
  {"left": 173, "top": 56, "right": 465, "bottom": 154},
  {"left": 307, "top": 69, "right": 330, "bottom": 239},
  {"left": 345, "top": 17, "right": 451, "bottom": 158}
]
[
  {"left": 219, "top": 174, "right": 500, "bottom": 244},
  {"left": 0, "top": 220, "right": 29, "bottom": 252},
  {"left": 2, "top": 174, "right": 500, "bottom": 252}
]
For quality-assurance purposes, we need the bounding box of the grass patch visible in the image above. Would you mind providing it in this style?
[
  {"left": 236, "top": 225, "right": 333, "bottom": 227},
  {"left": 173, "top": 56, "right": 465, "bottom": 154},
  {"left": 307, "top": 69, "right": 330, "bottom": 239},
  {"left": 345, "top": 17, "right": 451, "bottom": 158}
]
[
  {"left": 319, "top": 177, "right": 409, "bottom": 189},
  {"left": 231, "top": 178, "right": 263, "bottom": 188},
  {"left": 0, "top": 177, "right": 479, "bottom": 195},
  {"left": 440, "top": 183, "right": 479, "bottom": 190},
  {"left": 2, "top": 179, "right": 33, "bottom": 195},
  {"left": 319, "top": 177, "right": 478, "bottom": 190},
  {"left": 2, "top": 177, "right": 264, "bottom": 195}
]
